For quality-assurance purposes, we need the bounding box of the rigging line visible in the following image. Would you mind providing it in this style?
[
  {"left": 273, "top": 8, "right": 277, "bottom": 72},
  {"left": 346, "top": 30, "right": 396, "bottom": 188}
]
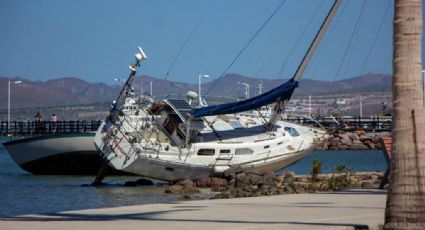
[
  {"left": 341, "top": 0, "right": 369, "bottom": 79},
  {"left": 308, "top": 0, "right": 348, "bottom": 80},
  {"left": 352, "top": 0, "right": 391, "bottom": 89},
  {"left": 164, "top": 17, "right": 204, "bottom": 80},
  {"left": 277, "top": 1, "right": 325, "bottom": 78},
  {"left": 205, "top": 0, "right": 287, "bottom": 96},
  {"left": 328, "top": 0, "right": 366, "bottom": 91}
]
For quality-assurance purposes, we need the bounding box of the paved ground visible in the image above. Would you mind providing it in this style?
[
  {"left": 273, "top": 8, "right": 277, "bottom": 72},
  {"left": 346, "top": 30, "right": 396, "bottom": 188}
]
[{"left": 1, "top": 189, "right": 386, "bottom": 230}]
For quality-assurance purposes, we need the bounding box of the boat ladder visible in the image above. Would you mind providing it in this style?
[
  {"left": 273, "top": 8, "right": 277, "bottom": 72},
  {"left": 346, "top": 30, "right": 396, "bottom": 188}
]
[{"left": 213, "top": 154, "right": 233, "bottom": 173}]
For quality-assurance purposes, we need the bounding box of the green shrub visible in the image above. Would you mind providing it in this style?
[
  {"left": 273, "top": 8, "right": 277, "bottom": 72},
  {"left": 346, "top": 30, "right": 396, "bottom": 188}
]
[
  {"left": 310, "top": 159, "right": 322, "bottom": 181},
  {"left": 327, "top": 164, "right": 355, "bottom": 191}
]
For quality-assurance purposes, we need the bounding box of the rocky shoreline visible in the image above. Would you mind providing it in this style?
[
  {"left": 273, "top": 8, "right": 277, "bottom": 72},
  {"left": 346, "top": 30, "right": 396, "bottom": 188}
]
[
  {"left": 323, "top": 130, "right": 390, "bottom": 151},
  {"left": 162, "top": 171, "right": 385, "bottom": 200}
]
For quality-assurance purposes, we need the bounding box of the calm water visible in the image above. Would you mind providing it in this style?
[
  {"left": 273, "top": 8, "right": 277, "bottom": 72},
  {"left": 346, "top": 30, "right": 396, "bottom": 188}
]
[{"left": 0, "top": 138, "right": 387, "bottom": 218}]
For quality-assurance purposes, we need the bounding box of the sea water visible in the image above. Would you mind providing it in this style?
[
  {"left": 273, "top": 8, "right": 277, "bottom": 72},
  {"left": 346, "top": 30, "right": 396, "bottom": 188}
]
[{"left": 0, "top": 138, "right": 387, "bottom": 217}]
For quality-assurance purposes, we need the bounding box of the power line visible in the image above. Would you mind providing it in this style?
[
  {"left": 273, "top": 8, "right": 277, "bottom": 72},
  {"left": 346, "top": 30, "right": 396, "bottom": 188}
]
[{"left": 277, "top": 1, "right": 325, "bottom": 78}]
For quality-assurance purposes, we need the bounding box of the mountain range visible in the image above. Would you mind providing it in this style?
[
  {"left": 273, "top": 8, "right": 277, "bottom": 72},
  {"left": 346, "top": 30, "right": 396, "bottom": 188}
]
[{"left": 0, "top": 73, "right": 391, "bottom": 109}]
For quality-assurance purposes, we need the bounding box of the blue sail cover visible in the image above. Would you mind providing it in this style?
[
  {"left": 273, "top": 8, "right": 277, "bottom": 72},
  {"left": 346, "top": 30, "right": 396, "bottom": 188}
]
[{"left": 192, "top": 77, "right": 298, "bottom": 118}]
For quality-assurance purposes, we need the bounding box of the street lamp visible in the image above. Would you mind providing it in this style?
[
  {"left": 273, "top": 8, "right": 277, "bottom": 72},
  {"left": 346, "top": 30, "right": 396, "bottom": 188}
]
[
  {"left": 198, "top": 74, "right": 210, "bottom": 106},
  {"left": 240, "top": 82, "right": 249, "bottom": 100},
  {"left": 8, "top": 80, "right": 22, "bottom": 134},
  {"left": 113, "top": 78, "right": 125, "bottom": 84}
]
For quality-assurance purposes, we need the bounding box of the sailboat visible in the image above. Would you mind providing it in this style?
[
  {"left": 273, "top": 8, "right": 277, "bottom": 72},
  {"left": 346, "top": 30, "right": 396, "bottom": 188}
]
[{"left": 94, "top": 0, "right": 340, "bottom": 181}]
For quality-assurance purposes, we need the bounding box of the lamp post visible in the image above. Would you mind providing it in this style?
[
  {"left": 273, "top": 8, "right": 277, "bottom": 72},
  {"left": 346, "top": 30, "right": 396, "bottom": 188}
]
[
  {"left": 309, "top": 95, "right": 312, "bottom": 117},
  {"left": 257, "top": 83, "right": 263, "bottom": 95},
  {"left": 198, "top": 74, "right": 210, "bottom": 106},
  {"left": 241, "top": 82, "right": 249, "bottom": 100},
  {"left": 8, "top": 80, "right": 22, "bottom": 134},
  {"left": 113, "top": 78, "right": 125, "bottom": 84}
]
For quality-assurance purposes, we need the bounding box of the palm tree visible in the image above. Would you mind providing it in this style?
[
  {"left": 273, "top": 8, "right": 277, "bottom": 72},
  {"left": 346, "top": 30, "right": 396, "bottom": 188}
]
[{"left": 385, "top": 0, "right": 425, "bottom": 229}]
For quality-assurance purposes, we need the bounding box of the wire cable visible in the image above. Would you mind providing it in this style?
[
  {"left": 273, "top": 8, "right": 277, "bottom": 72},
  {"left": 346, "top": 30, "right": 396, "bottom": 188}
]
[
  {"left": 205, "top": 0, "right": 287, "bottom": 95},
  {"left": 328, "top": 0, "right": 367, "bottom": 90},
  {"left": 164, "top": 17, "right": 204, "bottom": 80},
  {"left": 277, "top": 1, "right": 325, "bottom": 78},
  {"left": 352, "top": 0, "right": 391, "bottom": 89}
]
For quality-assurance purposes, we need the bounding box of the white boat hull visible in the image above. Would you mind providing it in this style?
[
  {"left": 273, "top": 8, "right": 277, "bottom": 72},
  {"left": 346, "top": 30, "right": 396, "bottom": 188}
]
[
  {"left": 3, "top": 133, "right": 102, "bottom": 175},
  {"left": 95, "top": 118, "right": 325, "bottom": 181}
]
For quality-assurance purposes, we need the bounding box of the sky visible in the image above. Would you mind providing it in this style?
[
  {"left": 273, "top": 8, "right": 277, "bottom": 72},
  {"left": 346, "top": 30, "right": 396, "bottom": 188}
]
[{"left": 0, "top": 0, "right": 404, "bottom": 85}]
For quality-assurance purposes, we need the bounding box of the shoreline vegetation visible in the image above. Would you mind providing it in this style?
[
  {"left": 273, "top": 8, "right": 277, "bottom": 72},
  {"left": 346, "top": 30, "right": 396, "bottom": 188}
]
[{"left": 163, "top": 171, "right": 385, "bottom": 200}]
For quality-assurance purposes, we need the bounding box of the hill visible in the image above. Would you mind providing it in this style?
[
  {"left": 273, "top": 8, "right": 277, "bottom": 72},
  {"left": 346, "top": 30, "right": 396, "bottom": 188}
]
[{"left": 0, "top": 73, "right": 391, "bottom": 109}]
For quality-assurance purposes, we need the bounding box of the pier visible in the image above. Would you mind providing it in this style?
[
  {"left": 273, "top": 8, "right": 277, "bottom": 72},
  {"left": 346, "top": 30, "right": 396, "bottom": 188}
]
[
  {"left": 284, "top": 116, "right": 392, "bottom": 132},
  {"left": 0, "top": 116, "right": 391, "bottom": 136},
  {"left": 0, "top": 120, "right": 102, "bottom": 136}
]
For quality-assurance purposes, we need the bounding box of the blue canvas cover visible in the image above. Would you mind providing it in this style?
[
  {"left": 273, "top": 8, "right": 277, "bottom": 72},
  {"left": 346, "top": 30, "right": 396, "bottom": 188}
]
[{"left": 192, "top": 77, "right": 298, "bottom": 118}]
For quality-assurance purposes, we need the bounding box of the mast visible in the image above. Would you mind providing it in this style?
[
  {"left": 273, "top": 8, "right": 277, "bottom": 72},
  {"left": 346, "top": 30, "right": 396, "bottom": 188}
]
[
  {"left": 107, "top": 47, "right": 147, "bottom": 122},
  {"left": 267, "top": 0, "right": 341, "bottom": 128}
]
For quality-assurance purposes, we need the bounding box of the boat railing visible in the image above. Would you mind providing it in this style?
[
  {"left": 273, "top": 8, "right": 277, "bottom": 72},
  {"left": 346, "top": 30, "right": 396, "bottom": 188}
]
[{"left": 0, "top": 120, "right": 102, "bottom": 136}]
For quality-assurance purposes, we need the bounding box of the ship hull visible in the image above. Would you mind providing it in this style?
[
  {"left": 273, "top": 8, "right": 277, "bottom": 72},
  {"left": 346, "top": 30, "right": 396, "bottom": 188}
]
[{"left": 3, "top": 133, "right": 104, "bottom": 175}]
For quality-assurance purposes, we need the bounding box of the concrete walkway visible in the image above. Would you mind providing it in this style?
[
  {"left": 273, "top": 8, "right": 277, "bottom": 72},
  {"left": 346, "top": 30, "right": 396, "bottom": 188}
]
[{"left": 1, "top": 189, "right": 386, "bottom": 230}]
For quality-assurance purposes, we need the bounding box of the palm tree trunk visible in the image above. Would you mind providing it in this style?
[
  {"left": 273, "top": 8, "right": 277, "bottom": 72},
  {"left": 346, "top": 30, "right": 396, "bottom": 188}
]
[{"left": 385, "top": 0, "right": 425, "bottom": 229}]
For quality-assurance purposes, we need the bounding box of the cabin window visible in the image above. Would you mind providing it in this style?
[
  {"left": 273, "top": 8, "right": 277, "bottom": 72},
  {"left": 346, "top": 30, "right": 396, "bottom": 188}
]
[
  {"left": 264, "top": 145, "right": 270, "bottom": 149},
  {"left": 235, "top": 148, "right": 254, "bottom": 155},
  {"left": 220, "top": 149, "right": 231, "bottom": 154},
  {"left": 277, "top": 141, "right": 283, "bottom": 145},
  {"left": 284, "top": 127, "right": 300, "bottom": 137},
  {"left": 229, "top": 119, "right": 244, "bottom": 129},
  {"left": 197, "top": 149, "right": 215, "bottom": 156}
]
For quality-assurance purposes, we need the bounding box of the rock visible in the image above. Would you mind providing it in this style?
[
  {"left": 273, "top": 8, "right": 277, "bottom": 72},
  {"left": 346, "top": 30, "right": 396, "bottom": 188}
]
[
  {"left": 360, "top": 135, "right": 374, "bottom": 142},
  {"left": 136, "top": 178, "right": 154, "bottom": 186},
  {"left": 350, "top": 143, "right": 369, "bottom": 150},
  {"left": 165, "top": 184, "right": 183, "bottom": 193},
  {"left": 337, "top": 144, "right": 349, "bottom": 150},
  {"left": 351, "top": 133, "right": 360, "bottom": 141},
  {"left": 340, "top": 138, "right": 352, "bottom": 145},
  {"left": 165, "top": 179, "right": 201, "bottom": 194},
  {"left": 365, "top": 142, "right": 376, "bottom": 149},
  {"left": 352, "top": 139, "right": 363, "bottom": 145},
  {"left": 246, "top": 172, "right": 262, "bottom": 186},
  {"left": 329, "top": 146, "right": 339, "bottom": 151},
  {"left": 330, "top": 138, "right": 341, "bottom": 146},
  {"left": 283, "top": 173, "right": 295, "bottom": 184},
  {"left": 210, "top": 177, "right": 228, "bottom": 192},
  {"left": 235, "top": 173, "right": 250, "bottom": 187},
  {"left": 354, "top": 130, "right": 366, "bottom": 137},
  {"left": 123, "top": 181, "right": 137, "bottom": 187},
  {"left": 193, "top": 176, "right": 211, "bottom": 187},
  {"left": 361, "top": 181, "right": 376, "bottom": 189},
  {"left": 177, "top": 179, "right": 194, "bottom": 187},
  {"left": 181, "top": 186, "right": 201, "bottom": 194},
  {"left": 282, "top": 184, "right": 295, "bottom": 194},
  {"left": 261, "top": 171, "right": 276, "bottom": 185},
  {"left": 371, "top": 174, "right": 380, "bottom": 182}
]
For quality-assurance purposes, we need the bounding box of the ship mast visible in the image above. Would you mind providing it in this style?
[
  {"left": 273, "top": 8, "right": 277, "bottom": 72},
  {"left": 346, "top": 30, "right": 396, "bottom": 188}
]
[{"left": 267, "top": 0, "right": 341, "bottom": 129}]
